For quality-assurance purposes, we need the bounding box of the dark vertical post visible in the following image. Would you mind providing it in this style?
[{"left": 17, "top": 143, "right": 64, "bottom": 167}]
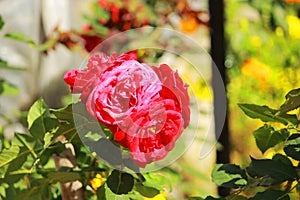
[{"left": 209, "top": 0, "right": 230, "bottom": 197}]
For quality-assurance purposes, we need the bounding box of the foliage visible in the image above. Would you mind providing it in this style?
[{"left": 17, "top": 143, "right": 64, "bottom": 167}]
[
  {"left": 194, "top": 88, "right": 300, "bottom": 199},
  {"left": 0, "top": 97, "right": 174, "bottom": 199},
  {"left": 0, "top": 0, "right": 211, "bottom": 197},
  {"left": 226, "top": 0, "right": 300, "bottom": 165},
  {"left": 2, "top": 0, "right": 299, "bottom": 199},
  {"left": 0, "top": 16, "right": 25, "bottom": 97},
  {"left": 0, "top": 12, "right": 176, "bottom": 199}
]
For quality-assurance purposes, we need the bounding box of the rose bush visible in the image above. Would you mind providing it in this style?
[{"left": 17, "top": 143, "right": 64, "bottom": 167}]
[{"left": 64, "top": 53, "right": 190, "bottom": 167}]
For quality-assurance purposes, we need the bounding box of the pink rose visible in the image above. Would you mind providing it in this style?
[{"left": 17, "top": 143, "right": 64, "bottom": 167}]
[{"left": 64, "top": 53, "right": 190, "bottom": 167}]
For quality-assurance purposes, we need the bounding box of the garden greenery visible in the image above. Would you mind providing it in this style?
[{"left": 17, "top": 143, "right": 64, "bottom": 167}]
[
  {"left": 193, "top": 88, "right": 300, "bottom": 200},
  {"left": 1, "top": 0, "right": 300, "bottom": 198}
]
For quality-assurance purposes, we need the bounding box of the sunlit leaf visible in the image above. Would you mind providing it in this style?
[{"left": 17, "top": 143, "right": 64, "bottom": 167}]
[
  {"left": 12, "top": 133, "right": 38, "bottom": 158},
  {"left": 104, "top": 184, "right": 130, "bottom": 200},
  {"left": 279, "top": 88, "right": 300, "bottom": 114},
  {"left": 51, "top": 104, "right": 74, "bottom": 124},
  {"left": 27, "top": 99, "right": 58, "bottom": 140},
  {"left": 84, "top": 131, "right": 102, "bottom": 142},
  {"left": 0, "top": 80, "right": 19, "bottom": 95},
  {"left": 5, "top": 32, "right": 35, "bottom": 45},
  {"left": 53, "top": 123, "right": 75, "bottom": 138},
  {"left": 254, "top": 125, "right": 288, "bottom": 154},
  {"left": 238, "top": 104, "right": 298, "bottom": 125},
  {"left": 247, "top": 157, "right": 298, "bottom": 182},
  {"left": 0, "top": 145, "right": 19, "bottom": 169},
  {"left": 135, "top": 182, "right": 160, "bottom": 198},
  {"left": 284, "top": 134, "right": 300, "bottom": 161},
  {"left": 27, "top": 99, "right": 49, "bottom": 129},
  {"left": 5, "top": 147, "right": 30, "bottom": 177},
  {"left": 211, "top": 164, "right": 247, "bottom": 188},
  {"left": 143, "top": 173, "right": 171, "bottom": 192}
]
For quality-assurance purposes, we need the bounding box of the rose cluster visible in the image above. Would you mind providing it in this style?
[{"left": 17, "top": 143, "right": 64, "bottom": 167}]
[{"left": 64, "top": 53, "right": 190, "bottom": 167}]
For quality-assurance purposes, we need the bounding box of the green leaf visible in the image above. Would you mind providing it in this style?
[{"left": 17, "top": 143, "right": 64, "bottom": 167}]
[
  {"left": 14, "top": 184, "right": 51, "bottom": 200},
  {"left": 0, "top": 15, "right": 4, "bottom": 30},
  {"left": 0, "top": 134, "right": 38, "bottom": 178},
  {"left": 284, "top": 134, "right": 300, "bottom": 161},
  {"left": 12, "top": 133, "right": 38, "bottom": 158},
  {"left": 39, "top": 142, "right": 66, "bottom": 165},
  {"left": 296, "top": 183, "right": 300, "bottom": 195},
  {"left": 51, "top": 104, "right": 74, "bottom": 124},
  {"left": 0, "top": 183, "right": 9, "bottom": 198},
  {"left": 106, "top": 170, "right": 134, "bottom": 195},
  {"left": 53, "top": 103, "right": 105, "bottom": 137},
  {"left": 238, "top": 104, "right": 298, "bottom": 125},
  {"left": 279, "top": 88, "right": 300, "bottom": 114},
  {"left": 0, "top": 59, "right": 26, "bottom": 71},
  {"left": 247, "top": 157, "right": 298, "bottom": 182},
  {"left": 211, "top": 164, "right": 247, "bottom": 188},
  {"left": 0, "top": 80, "right": 19, "bottom": 95},
  {"left": 82, "top": 14, "right": 109, "bottom": 36},
  {"left": 254, "top": 125, "right": 287, "bottom": 154},
  {"left": 93, "top": 2, "right": 109, "bottom": 20},
  {"left": 142, "top": 173, "right": 171, "bottom": 191},
  {"left": 0, "top": 145, "right": 19, "bottom": 170},
  {"left": 135, "top": 182, "right": 160, "bottom": 198},
  {"left": 238, "top": 104, "right": 277, "bottom": 122},
  {"left": 188, "top": 197, "right": 205, "bottom": 200},
  {"left": 29, "top": 117, "right": 58, "bottom": 141},
  {"left": 249, "top": 189, "right": 290, "bottom": 200},
  {"left": 5, "top": 147, "right": 30, "bottom": 177},
  {"left": 272, "top": 154, "right": 294, "bottom": 167},
  {"left": 96, "top": 185, "right": 106, "bottom": 200},
  {"left": 104, "top": 184, "right": 130, "bottom": 200},
  {"left": 55, "top": 103, "right": 113, "bottom": 141},
  {"left": 4, "top": 32, "right": 35, "bottom": 45},
  {"left": 46, "top": 171, "right": 81, "bottom": 183},
  {"left": 27, "top": 99, "right": 58, "bottom": 140},
  {"left": 84, "top": 131, "right": 103, "bottom": 142},
  {"left": 52, "top": 124, "right": 76, "bottom": 139},
  {"left": 27, "top": 99, "right": 49, "bottom": 129}
]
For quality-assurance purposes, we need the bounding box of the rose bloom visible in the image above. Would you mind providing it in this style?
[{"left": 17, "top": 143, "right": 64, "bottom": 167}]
[{"left": 64, "top": 53, "right": 190, "bottom": 167}]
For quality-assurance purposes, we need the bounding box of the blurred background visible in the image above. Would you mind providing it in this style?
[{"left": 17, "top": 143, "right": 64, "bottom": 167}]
[{"left": 0, "top": 0, "right": 300, "bottom": 199}]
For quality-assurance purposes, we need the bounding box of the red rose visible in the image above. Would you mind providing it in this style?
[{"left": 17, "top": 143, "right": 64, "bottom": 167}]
[{"left": 64, "top": 53, "right": 190, "bottom": 167}]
